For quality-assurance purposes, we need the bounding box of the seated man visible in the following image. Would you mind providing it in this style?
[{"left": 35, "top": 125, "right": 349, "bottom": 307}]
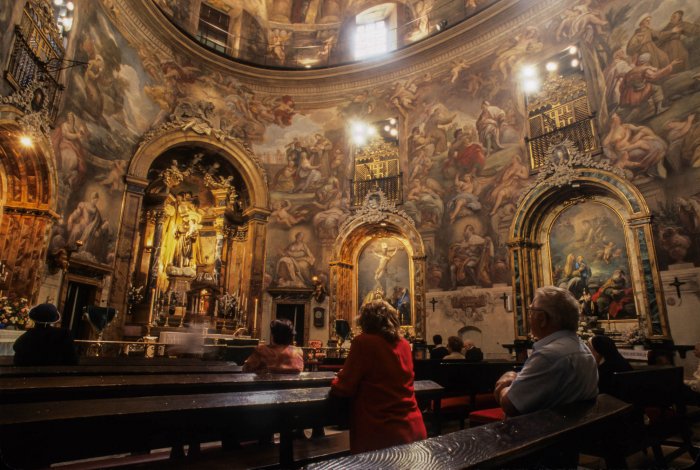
[
  {"left": 443, "top": 336, "right": 465, "bottom": 360},
  {"left": 494, "top": 286, "right": 598, "bottom": 416},
  {"left": 462, "top": 339, "right": 484, "bottom": 362},
  {"left": 430, "top": 334, "right": 449, "bottom": 360}
]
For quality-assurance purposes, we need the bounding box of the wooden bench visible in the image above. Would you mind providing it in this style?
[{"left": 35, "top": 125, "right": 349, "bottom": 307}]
[
  {"left": 414, "top": 361, "right": 521, "bottom": 429},
  {"left": 0, "top": 380, "right": 443, "bottom": 469},
  {"left": 305, "top": 394, "right": 632, "bottom": 469},
  {"left": 0, "top": 362, "right": 243, "bottom": 377},
  {"left": 607, "top": 366, "right": 698, "bottom": 466},
  {"left": 0, "top": 371, "right": 337, "bottom": 403}
]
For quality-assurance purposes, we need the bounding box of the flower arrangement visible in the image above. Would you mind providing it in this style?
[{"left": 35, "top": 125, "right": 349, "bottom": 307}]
[
  {"left": 623, "top": 327, "right": 646, "bottom": 346},
  {"left": 0, "top": 297, "right": 30, "bottom": 329}
]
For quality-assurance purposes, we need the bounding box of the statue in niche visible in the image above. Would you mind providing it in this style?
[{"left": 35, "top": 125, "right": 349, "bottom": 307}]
[{"left": 163, "top": 191, "right": 203, "bottom": 276}]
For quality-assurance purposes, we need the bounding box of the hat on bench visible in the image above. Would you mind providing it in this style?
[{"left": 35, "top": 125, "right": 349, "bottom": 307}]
[{"left": 29, "top": 304, "right": 60, "bottom": 325}]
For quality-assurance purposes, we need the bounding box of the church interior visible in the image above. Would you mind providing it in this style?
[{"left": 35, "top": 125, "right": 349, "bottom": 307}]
[{"left": 2, "top": 0, "right": 700, "bottom": 468}]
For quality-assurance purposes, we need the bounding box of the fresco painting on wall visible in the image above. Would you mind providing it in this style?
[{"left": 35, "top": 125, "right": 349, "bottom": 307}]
[
  {"left": 357, "top": 237, "right": 409, "bottom": 313},
  {"left": 550, "top": 201, "right": 636, "bottom": 321}
]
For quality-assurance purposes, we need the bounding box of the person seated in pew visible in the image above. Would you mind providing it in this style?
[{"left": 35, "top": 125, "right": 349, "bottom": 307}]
[
  {"left": 462, "top": 339, "right": 484, "bottom": 362},
  {"left": 430, "top": 334, "right": 449, "bottom": 360},
  {"left": 330, "top": 299, "right": 427, "bottom": 454},
  {"left": 13, "top": 303, "right": 77, "bottom": 366},
  {"left": 243, "top": 319, "right": 304, "bottom": 373},
  {"left": 588, "top": 335, "right": 632, "bottom": 395},
  {"left": 443, "top": 336, "right": 466, "bottom": 360},
  {"left": 494, "top": 286, "right": 598, "bottom": 417},
  {"left": 683, "top": 342, "right": 700, "bottom": 405}
]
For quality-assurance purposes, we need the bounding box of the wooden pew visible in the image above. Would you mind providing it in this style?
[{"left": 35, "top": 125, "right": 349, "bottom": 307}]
[
  {"left": 0, "top": 380, "right": 443, "bottom": 469},
  {"left": 0, "top": 371, "right": 337, "bottom": 403},
  {"left": 305, "top": 394, "right": 632, "bottom": 469},
  {"left": 608, "top": 366, "right": 698, "bottom": 466},
  {"left": 0, "top": 362, "right": 243, "bottom": 377}
]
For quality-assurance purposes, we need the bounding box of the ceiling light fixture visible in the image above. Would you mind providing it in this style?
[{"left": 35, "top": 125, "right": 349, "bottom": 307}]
[{"left": 19, "top": 135, "right": 33, "bottom": 147}]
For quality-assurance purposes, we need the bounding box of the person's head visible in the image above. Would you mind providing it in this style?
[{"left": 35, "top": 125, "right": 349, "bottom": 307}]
[
  {"left": 589, "top": 335, "right": 623, "bottom": 365},
  {"left": 639, "top": 14, "right": 651, "bottom": 27},
  {"left": 29, "top": 303, "right": 60, "bottom": 327},
  {"left": 447, "top": 336, "right": 463, "bottom": 353},
  {"left": 295, "top": 232, "right": 304, "bottom": 241},
  {"left": 671, "top": 10, "right": 683, "bottom": 23},
  {"left": 357, "top": 299, "right": 400, "bottom": 342},
  {"left": 433, "top": 334, "right": 443, "bottom": 345},
  {"left": 464, "top": 224, "right": 475, "bottom": 237},
  {"left": 637, "top": 53, "right": 651, "bottom": 65},
  {"left": 529, "top": 286, "right": 579, "bottom": 339},
  {"left": 270, "top": 318, "right": 295, "bottom": 346},
  {"left": 463, "top": 339, "right": 475, "bottom": 350}
]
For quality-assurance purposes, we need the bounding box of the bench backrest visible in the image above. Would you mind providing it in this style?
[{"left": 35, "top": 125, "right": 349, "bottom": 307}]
[{"left": 611, "top": 366, "right": 685, "bottom": 410}]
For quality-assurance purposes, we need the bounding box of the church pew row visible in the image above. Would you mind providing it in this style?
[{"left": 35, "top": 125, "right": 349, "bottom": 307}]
[
  {"left": 0, "top": 380, "right": 444, "bottom": 469},
  {"left": 0, "top": 371, "right": 337, "bottom": 403},
  {"left": 0, "top": 362, "right": 243, "bottom": 377},
  {"left": 305, "top": 394, "right": 632, "bottom": 470}
]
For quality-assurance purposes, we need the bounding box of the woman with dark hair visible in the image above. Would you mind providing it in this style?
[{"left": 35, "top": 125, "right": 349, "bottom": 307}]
[
  {"left": 242, "top": 319, "right": 304, "bottom": 373},
  {"left": 588, "top": 335, "right": 632, "bottom": 394},
  {"left": 330, "top": 299, "right": 426, "bottom": 454}
]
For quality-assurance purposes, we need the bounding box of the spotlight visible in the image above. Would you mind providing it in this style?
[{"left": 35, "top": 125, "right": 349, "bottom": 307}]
[
  {"left": 389, "top": 128, "right": 398, "bottom": 137},
  {"left": 19, "top": 135, "right": 33, "bottom": 147},
  {"left": 545, "top": 61, "right": 558, "bottom": 72},
  {"left": 523, "top": 79, "right": 540, "bottom": 94},
  {"left": 66, "top": 1, "right": 74, "bottom": 10},
  {"left": 304, "top": 64, "right": 311, "bottom": 69},
  {"left": 568, "top": 45, "right": 578, "bottom": 55},
  {"left": 436, "top": 19, "right": 448, "bottom": 31},
  {"left": 367, "top": 126, "right": 376, "bottom": 136},
  {"left": 520, "top": 65, "right": 537, "bottom": 78},
  {"left": 571, "top": 58, "right": 580, "bottom": 68},
  {"left": 53, "top": 0, "right": 63, "bottom": 5},
  {"left": 389, "top": 118, "right": 397, "bottom": 125},
  {"left": 384, "top": 125, "right": 391, "bottom": 132}
]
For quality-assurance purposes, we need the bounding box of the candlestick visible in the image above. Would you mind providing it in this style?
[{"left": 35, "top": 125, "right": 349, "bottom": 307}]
[
  {"left": 254, "top": 298, "right": 258, "bottom": 333},
  {"left": 147, "top": 288, "right": 156, "bottom": 333}
]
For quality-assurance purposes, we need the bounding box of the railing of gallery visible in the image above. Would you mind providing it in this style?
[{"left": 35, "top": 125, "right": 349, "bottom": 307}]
[
  {"left": 5, "top": 26, "right": 63, "bottom": 121},
  {"left": 351, "top": 174, "right": 403, "bottom": 208},
  {"left": 525, "top": 115, "right": 598, "bottom": 169}
]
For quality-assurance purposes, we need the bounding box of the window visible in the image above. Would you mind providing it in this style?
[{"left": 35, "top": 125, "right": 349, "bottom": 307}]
[
  {"left": 354, "top": 20, "right": 387, "bottom": 60},
  {"left": 196, "top": 4, "right": 229, "bottom": 54}
]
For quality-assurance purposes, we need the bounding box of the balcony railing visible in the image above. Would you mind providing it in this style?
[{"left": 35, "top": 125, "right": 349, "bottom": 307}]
[
  {"left": 351, "top": 174, "right": 403, "bottom": 208},
  {"left": 525, "top": 115, "right": 598, "bottom": 169},
  {"left": 5, "top": 26, "right": 63, "bottom": 122}
]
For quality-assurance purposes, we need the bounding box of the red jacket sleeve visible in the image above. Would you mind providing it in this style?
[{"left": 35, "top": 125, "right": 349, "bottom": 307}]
[{"left": 330, "top": 336, "right": 366, "bottom": 397}]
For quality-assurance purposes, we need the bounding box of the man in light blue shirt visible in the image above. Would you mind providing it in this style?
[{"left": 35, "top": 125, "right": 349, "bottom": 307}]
[{"left": 495, "top": 286, "right": 598, "bottom": 416}]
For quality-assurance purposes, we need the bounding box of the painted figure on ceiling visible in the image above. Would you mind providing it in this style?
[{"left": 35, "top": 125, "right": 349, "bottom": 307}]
[{"left": 276, "top": 232, "right": 316, "bottom": 287}]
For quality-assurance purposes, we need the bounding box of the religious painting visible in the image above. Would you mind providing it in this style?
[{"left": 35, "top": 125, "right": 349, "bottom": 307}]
[
  {"left": 357, "top": 237, "right": 410, "bottom": 323},
  {"left": 550, "top": 201, "right": 636, "bottom": 321}
]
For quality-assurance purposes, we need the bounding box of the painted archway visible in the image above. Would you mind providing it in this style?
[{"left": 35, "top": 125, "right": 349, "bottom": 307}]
[
  {"left": 110, "top": 128, "right": 270, "bottom": 333},
  {"left": 509, "top": 163, "right": 669, "bottom": 341},
  {"left": 330, "top": 190, "right": 427, "bottom": 339}
]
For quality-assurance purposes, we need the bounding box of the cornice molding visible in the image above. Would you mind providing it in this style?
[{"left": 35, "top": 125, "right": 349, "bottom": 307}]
[{"left": 107, "top": 0, "right": 571, "bottom": 103}]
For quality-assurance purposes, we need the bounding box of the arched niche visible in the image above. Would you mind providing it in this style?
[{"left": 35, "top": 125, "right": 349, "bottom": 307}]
[
  {"left": 330, "top": 190, "right": 426, "bottom": 339},
  {"left": 509, "top": 165, "right": 669, "bottom": 341},
  {"left": 0, "top": 106, "right": 58, "bottom": 301},
  {"left": 111, "top": 129, "right": 269, "bottom": 334}
]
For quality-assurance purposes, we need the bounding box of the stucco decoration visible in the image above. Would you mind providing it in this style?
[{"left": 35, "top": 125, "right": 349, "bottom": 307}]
[
  {"left": 445, "top": 287, "right": 495, "bottom": 323},
  {"left": 519, "top": 139, "right": 625, "bottom": 206},
  {"left": 0, "top": 78, "right": 53, "bottom": 138}
]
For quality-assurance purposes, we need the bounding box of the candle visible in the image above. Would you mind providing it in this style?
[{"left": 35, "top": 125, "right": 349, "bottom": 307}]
[
  {"left": 148, "top": 288, "right": 156, "bottom": 325},
  {"left": 254, "top": 298, "right": 258, "bottom": 332},
  {"left": 293, "top": 306, "right": 298, "bottom": 329}
]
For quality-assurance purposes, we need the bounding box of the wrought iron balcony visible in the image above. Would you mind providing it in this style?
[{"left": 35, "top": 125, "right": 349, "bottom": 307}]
[
  {"left": 351, "top": 174, "right": 403, "bottom": 208},
  {"left": 525, "top": 115, "right": 598, "bottom": 169}
]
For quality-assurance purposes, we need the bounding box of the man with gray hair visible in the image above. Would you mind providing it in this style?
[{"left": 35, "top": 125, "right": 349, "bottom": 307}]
[{"left": 494, "top": 286, "right": 598, "bottom": 417}]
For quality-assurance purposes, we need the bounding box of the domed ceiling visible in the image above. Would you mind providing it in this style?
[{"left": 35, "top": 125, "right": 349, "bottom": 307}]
[{"left": 153, "top": 0, "right": 499, "bottom": 69}]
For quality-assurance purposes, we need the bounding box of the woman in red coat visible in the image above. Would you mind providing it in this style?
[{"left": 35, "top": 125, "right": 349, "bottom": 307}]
[{"left": 330, "top": 299, "right": 427, "bottom": 453}]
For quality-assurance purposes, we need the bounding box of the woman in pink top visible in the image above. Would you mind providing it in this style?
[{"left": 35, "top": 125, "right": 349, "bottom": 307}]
[{"left": 243, "top": 318, "right": 304, "bottom": 373}]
